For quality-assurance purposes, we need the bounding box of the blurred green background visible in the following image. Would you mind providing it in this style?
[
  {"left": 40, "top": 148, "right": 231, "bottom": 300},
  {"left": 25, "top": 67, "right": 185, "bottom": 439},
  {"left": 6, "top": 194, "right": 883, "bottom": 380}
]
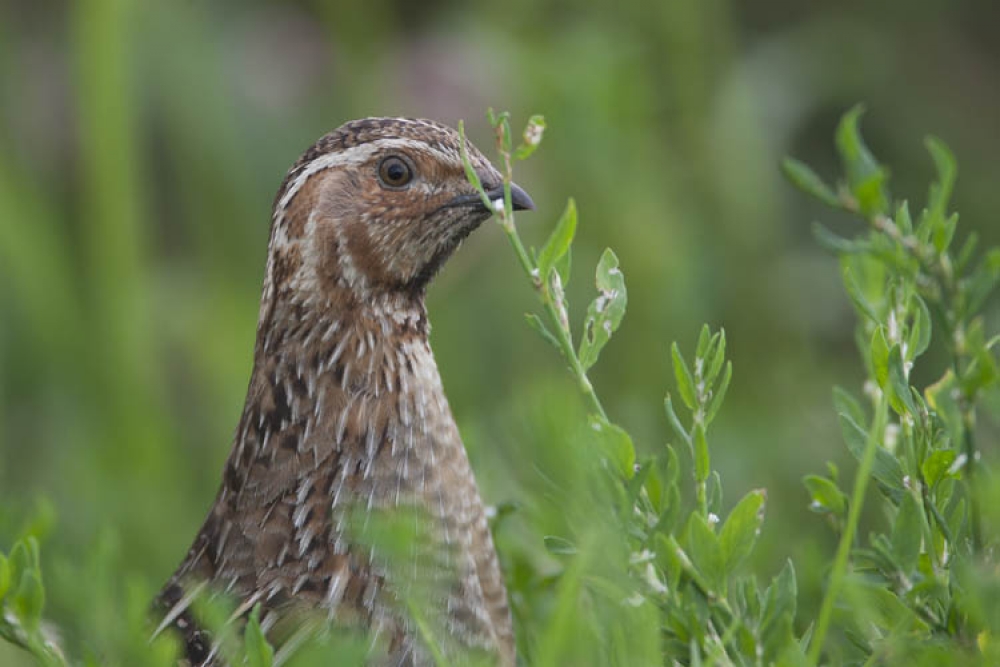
[{"left": 2, "top": 0, "right": 999, "bottom": 661}]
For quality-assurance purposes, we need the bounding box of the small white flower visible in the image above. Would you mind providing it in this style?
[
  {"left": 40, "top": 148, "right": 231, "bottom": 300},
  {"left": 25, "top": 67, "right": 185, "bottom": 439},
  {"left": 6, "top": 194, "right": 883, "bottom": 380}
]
[
  {"left": 624, "top": 592, "right": 646, "bottom": 607},
  {"left": 524, "top": 120, "right": 544, "bottom": 146},
  {"left": 887, "top": 310, "right": 900, "bottom": 344},
  {"left": 884, "top": 423, "right": 900, "bottom": 451},
  {"left": 708, "top": 512, "right": 720, "bottom": 526},
  {"left": 948, "top": 453, "right": 968, "bottom": 475},
  {"left": 630, "top": 549, "right": 654, "bottom": 565},
  {"left": 863, "top": 380, "right": 882, "bottom": 401},
  {"left": 644, "top": 562, "right": 668, "bottom": 594}
]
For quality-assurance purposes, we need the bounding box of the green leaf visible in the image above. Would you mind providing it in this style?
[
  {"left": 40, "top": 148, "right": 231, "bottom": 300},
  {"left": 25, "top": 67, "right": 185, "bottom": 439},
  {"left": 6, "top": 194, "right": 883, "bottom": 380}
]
[
  {"left": 707, "top": 471, "right": 723, "bottom": 517},
  {"left": 705, "top": 329, "right": 727, "bottom": 387},
  {"left": 686, "top": 514, "right": 723, "bottom": 592},
  {"left": 653, "top": 484, "right": 682, "bottom": 537},
  {"left": 12, "top": 569, "right": 44, "bottom": 632},
  {"left": 835, "top": 105, "right": 889, "bottom": 215},
  {"left": 704, "top": 361, "right": 732, "bottom": 426},
  {"left": 895, "top": 200, "right": 913, "bottom": 234},
  {"left": 543, "top": 535, "right": 577, "bottom": 556},
  {"left": 891, "top": 492, "right": 922, "bottom": 575},
  {"left": 8, "top": 540, "right": 32, "bottom": 583},
  {"left": 625, "top": 460, "right": 652, "bottom": 509},
  {"left": 640, "top": 457, "right": 662, "bottom": 511},
  {"left": 664, "top": 395, "right": 690, "bottom": 446},
  {"left": 696, "top": 324, "right": 712, "bottom": 359},
  {"left": 967, "top": 248, "right": 1000, "bottom": 315},
  {"left": 842, "top": 263, "right": 880, "bottom": 323},
  {"left": 955, "top": 231, "right": 979, "bottom": 272},
  {"left": 933, "top": 212, "right": 959, "bottom": 254},
  {"left": 781, "top": 157, "right": 841, "bottom": 208},
  {"left": 867, "top": 584, "right": 929, "bottom": 634},
  {"left": 693, "top": 423, "right": 710, "bottom": 483},
  {"left": 961, "top": 328, "right": 998, "bottom": 396},
  {"left": 555, "top": 245, "right": 572, "bottom": 287},
  {"left": 839, "top": 413, "right": 905, "bottom": 494},
  {"left": 871, "top": 327, "right": 890, "bottom": 388},
  {"left": 244, "top": 604, "right": 274, "bottom": 667},
  {"left": 664, "top": 443, "right": 680, "bottom": 487},
  {"left": 655, "top": 533, "right": 682, "bottom": 593},
  {"left": 513, "top": 114, "right": 546, "bottom": 160},
  {"left": 671, "top": 342, "right": 697, "bottom": 410},
  {"left": 500, "top": 114, "right": 513, "bottom": 153},
  {"left": 760, "top": 561, "right": 797, "bottom": 661},
  {"left": 924, "top": 136, "right": 957, "bottom": 237},
  {"left": 908, "top": 294, "right": 932, "bottom": 360},
  {"left": 812, "top": 222, "right": 871, "bottom": 254},
  {"left": 921, "top": 450, "right": 957, "bottom": 487},
  {"left": 578, "top": 249, "right": 627, "bottom": 371},
  {"left": 0, "top": 554, "right": 9, "bottom": 602},
  {"left": 887, "top": 344, "right": 917, "bottom": 417},
  {"left": 803, "top": 475, "right": 846, "bottom": 516},
  {"left": 524, "top": 312, "right": 561, "bottom": 352},
  {"left": 536, "top": 198, "right": 577, "bottom": 283},
  {"left": 720, "top": 489, "right": 767, "bottom": 574},
  {"left": 925, "top": 370, "right": 964, "bottom": 446},
  {"left": 589, "top": 415, "right": 636, "bottom": 479},
  {"left": 833, "top": 386, "right": 866, "bottom": 426}
]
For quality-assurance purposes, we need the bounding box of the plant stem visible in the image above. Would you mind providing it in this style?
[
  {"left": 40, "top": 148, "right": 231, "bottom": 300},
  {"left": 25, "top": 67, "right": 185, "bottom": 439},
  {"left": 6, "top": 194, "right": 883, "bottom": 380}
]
[
  {"left": 872, "top": 209, "right": 983, "bottom": 552},
  {"left": 494, "top": 203, "right": 608, "bottom": 422},
  {"left": 462, "top": 117, "right": 610, "bottom": 422},
  {"left": 808, "top": 395, "right": 889, "bottom": 666},
  {"left": 962, "top": 416, "right": 983, "bottom": 551}
]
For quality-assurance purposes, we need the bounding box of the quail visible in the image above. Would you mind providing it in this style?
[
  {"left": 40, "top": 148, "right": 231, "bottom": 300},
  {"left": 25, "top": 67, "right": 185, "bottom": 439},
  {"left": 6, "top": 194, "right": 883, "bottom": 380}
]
[{"left": 155, "top": 118, "right": 534, "bottom": 666}]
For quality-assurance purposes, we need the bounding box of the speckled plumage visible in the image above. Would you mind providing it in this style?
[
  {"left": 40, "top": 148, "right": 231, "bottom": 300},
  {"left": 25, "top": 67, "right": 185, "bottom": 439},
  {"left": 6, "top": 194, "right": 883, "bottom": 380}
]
[{"left": 155, "top": 118, "right": 532, "bottom": 666}]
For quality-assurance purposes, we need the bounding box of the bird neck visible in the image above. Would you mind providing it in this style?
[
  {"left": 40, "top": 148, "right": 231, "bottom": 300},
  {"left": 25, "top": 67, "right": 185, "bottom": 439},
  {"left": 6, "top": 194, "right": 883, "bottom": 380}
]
[{"left": 229, "top": 287, "right": 459, "bottom": 489}]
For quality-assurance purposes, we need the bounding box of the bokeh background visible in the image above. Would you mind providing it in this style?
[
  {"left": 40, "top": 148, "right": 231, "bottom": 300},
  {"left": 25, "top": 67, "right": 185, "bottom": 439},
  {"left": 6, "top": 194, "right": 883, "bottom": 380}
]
[{"left": 2, "top": 0, "right": 1000, "bottom": 662}]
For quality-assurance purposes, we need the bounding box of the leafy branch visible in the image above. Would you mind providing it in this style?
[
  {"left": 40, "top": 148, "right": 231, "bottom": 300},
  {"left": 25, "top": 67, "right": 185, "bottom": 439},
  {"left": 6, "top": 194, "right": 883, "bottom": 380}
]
[
  {"left": 786, "top": 105, "right": 1000, "bottom": 665},
  {"left": 0, "top": 538, "right": 66, "bottom": 667},
  {"left": 458, "top": 113, "right": 622, "bottom": 426},
  {"left": 465, "top": 111, "right": 800, "bottom": 665}
]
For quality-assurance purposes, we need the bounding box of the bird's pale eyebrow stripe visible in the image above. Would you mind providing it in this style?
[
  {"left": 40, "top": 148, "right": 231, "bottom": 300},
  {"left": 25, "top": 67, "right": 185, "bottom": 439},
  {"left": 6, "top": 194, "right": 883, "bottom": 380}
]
[{"left": 276, "top": 138, "right": 462, "bottom": 216}]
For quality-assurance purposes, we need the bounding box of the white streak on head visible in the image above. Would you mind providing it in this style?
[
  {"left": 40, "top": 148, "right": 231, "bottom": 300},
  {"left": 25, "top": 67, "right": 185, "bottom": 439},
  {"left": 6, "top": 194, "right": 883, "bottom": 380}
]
[{"left": 277, "top": 138, "right": 462, "bottom": 214}]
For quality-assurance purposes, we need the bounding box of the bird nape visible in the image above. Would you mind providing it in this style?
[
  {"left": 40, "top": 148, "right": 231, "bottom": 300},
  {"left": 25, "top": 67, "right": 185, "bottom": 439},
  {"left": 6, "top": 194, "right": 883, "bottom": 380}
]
[{"left": 154, "top": 118, "right": 531, "bottom": 666}]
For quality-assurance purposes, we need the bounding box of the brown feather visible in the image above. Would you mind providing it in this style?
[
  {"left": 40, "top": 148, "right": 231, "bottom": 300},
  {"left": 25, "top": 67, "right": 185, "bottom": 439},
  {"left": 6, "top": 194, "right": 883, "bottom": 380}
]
[{"left": 155, "top": 118, "right": 519, "bottom": 666}]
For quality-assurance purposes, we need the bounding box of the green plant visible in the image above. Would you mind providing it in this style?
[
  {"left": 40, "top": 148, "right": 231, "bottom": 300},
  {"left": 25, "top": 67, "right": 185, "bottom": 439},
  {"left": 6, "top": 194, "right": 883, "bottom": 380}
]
[
  {"left": 0, "top": 537, "right": 65, "bottom": 666},
  {"left": 460, "top": 111, "right": 805, "bottom": 665},
  {"left": 4, "top": 108, "right": 1000, "bottom": 666},
  {"left": 785, "top": 106, "right": 1000, "bottom": 665}
]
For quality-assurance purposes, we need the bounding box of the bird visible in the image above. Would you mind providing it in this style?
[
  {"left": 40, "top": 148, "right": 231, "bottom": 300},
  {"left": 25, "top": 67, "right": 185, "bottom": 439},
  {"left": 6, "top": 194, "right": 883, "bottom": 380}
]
[{"left": 154, "top": 117, "right": 534, "bottom": 666}]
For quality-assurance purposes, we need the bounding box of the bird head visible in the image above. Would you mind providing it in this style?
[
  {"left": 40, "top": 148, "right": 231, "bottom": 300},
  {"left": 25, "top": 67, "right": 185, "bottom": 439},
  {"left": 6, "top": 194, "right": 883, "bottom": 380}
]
[{"left": 260, "top": 118, "right": 533, "bottom": 325}]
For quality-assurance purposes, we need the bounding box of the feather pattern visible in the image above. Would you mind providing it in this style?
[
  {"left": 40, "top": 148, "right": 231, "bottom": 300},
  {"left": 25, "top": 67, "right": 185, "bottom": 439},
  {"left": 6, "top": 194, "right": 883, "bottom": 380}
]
[{"left": 155, "top": 118, "right": 522, "bottom": 666}]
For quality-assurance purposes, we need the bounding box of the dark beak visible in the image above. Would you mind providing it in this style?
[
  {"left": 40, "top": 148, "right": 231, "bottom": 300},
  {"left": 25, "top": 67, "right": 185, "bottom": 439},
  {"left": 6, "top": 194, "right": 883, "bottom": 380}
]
[
  {"left": 486, "top": 183, "right": 536, "bottom": 212},
  {"left": 445, "top": 182, "right": 536, "bottom": 213}
]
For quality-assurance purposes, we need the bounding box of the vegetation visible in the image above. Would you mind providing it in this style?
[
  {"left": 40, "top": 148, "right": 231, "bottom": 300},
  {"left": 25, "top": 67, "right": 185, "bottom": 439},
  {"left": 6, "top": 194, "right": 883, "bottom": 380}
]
[
  {"left": 5, "top": 3, "right": 1000, "bottom": 666},
  {"left": 4, "top": 105, "right": 1000, "bottom": 665}
]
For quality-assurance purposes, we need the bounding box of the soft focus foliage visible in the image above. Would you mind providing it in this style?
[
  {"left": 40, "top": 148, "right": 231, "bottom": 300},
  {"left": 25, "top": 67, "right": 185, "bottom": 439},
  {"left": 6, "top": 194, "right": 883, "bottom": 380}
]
[{"left": 2, "top": 1, "right": 1000, "bottom": 665}]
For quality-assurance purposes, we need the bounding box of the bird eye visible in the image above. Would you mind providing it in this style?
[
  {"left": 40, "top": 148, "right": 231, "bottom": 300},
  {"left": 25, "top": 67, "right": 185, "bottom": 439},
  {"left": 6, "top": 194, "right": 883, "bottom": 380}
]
[{"left": 377, "top": 156, "right": 413, "bottom": 189}]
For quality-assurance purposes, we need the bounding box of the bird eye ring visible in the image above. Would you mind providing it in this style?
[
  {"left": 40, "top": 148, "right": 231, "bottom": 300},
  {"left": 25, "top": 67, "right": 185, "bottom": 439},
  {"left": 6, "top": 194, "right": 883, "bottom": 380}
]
[{"left": 377, "top": 156, "right": 414, "bottom": 189}]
